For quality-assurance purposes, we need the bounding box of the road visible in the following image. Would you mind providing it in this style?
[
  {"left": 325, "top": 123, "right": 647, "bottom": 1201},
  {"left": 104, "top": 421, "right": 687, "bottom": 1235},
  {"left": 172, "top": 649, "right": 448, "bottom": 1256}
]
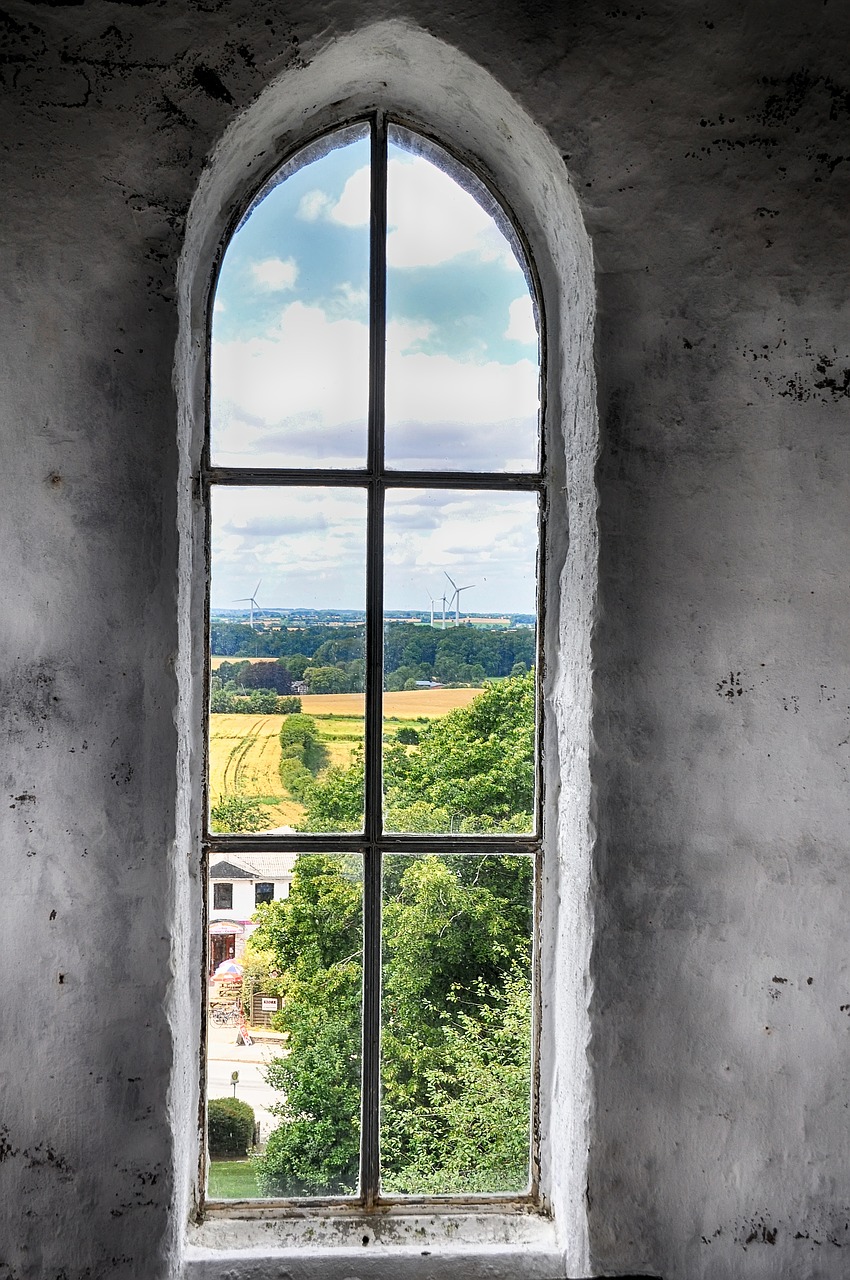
[{"left": 207, "top": 1021, "right": 284, "bottom": 1139}]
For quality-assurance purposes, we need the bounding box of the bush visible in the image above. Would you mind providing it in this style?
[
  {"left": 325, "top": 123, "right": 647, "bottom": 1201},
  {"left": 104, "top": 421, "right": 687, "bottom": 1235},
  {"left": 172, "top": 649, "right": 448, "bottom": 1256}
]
[
  {"left": 279, "top": 756, "right": 314, "bottom": 801},
  {"left": 208, "top": 1097, "right": 256, "bottom": 1156},
  {"left": 210, "top": 794, "right": 269, "bottom": 833},
  {"left": 279, "top": 715, "right": 328, "bottom": 777}
]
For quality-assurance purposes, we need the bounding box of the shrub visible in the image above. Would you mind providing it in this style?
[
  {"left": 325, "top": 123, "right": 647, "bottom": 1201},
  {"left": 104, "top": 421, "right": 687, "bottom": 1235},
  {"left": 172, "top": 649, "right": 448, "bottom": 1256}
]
[
  {"left": 210, "top": 794, "right": 269, "bottom": 833},
  {"left": 279, "top": 756, "right": 314, "bottom": 801},
  {"left": 208, "top": 1097, "right": 256, "bottom": 1156}
]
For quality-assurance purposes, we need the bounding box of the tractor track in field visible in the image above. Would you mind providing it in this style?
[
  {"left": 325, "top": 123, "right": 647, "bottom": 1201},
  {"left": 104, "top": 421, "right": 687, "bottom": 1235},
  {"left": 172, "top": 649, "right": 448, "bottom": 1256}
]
[{"left": 222, "top": 716, "right": 265, "bottom": 795}]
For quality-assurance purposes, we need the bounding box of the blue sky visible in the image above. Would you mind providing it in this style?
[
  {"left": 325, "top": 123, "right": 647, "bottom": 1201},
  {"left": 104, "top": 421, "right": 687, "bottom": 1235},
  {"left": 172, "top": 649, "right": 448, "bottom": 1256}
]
[{"left": 210, "top": 126, "right": 540, "bottom": 613}]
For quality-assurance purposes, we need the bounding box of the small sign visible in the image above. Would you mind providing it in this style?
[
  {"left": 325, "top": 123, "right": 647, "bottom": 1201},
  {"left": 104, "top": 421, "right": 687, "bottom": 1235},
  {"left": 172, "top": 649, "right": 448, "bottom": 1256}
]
[{"left": 261, "top": 997, "right": 278, "bottom": 1012}]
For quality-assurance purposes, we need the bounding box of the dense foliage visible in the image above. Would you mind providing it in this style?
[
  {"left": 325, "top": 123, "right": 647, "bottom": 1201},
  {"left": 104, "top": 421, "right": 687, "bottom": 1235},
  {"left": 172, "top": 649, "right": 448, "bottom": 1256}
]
[
  {"left": 211, "top": 622, "right": 534, "bottom": 689},
  {"left": 301, "top": 671, "right": 535, "bottom": 834},
  {"left": 210, "top": 687, "right": 301, "bottom": 714},
  {"left": 208, "top": 1097, "right": 256, "bottom": 1157},
  {"left": 248, "top": 674, "right": 536, "bottom": 1197},
  {"left": 209, "top": 794, "right": 269, "bottom": 833},
  {"left": 278, "top": 714, "right": 329, "bottom": 800}
]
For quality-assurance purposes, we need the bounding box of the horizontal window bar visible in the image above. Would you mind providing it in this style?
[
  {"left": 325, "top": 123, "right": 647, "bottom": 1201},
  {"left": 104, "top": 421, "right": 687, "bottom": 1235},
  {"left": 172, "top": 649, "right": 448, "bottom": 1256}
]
[
  {"left": 205, "top": 835, "right": 541, "bottom": 855},
  {"left": 204, "top": 467, "right": 543, "bottom": 490}
]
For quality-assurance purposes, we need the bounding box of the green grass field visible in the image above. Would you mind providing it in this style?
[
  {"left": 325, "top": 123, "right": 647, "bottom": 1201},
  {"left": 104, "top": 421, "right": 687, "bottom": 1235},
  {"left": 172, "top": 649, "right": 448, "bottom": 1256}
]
[{"left": 208, "top": 1158, "right": 261, "bottom": 1199}]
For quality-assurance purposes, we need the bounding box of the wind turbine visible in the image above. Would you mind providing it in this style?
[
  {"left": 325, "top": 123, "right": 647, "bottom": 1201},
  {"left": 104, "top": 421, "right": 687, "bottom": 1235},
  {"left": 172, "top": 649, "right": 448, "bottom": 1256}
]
[
  {"left": 233, "top": 580, "right": 264, "bottom": 630},
  {"left": 444, "top": 571, "right": 475, "bottom": 626},
  {"left": 427, "top": 594, "right": 437, "bottom": 627}
]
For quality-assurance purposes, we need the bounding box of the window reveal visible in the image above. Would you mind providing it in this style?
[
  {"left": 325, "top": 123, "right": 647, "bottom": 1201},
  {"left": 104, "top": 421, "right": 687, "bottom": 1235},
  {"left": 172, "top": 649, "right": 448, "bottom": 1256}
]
[{"left": 205, "top": 114, "right": 544, "bottom": 1205}]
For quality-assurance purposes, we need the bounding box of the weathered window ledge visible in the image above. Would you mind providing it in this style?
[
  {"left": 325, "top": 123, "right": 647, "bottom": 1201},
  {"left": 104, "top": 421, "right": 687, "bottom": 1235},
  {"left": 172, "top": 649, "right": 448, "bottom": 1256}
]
[{"left": 184, "top": 1208, "right": 563, "bottom": 1279}]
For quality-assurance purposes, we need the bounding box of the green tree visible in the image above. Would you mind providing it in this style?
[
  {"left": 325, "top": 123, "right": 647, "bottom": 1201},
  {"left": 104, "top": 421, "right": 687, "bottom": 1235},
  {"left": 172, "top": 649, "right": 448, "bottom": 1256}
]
[
  {"left": 305, "top": 664, "right": 349, "bottom": 694},
  {"left": 301, "top": 671, "right": 534, "bottom": 834},
  {"left": 279, "top": 714, "right": 328, "bottom": 775},
  {"left": 381, "top": 968, "right": 531, "bottom": 1194},
  {"left": 210, "top": 794, "right": 269, "bottom": 833},
  {"left": 240, "top": 660, "right": 293, "bottom": 694},
  {"left": 251, "top": 674, "right": 536, "bottom": 1196},
  {"left": 251, "top": 851, "right": 532, "bottom": 1196},
  {"left": 250, "top": 856, "right": 363, "bottom": 1195},
  {"left": 282, "top": 653, "right": 311, "bottom": 679}
]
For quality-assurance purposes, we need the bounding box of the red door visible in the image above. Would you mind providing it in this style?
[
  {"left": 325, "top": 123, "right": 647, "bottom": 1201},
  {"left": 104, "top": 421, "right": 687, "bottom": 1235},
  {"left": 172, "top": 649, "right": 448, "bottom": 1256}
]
[{"left": 210, "top": 933, "right": 236, "bottom": 974}]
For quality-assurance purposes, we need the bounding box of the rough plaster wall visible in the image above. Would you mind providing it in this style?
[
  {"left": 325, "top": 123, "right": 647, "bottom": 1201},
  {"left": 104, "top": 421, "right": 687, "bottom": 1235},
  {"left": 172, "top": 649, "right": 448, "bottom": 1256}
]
[{"left": 1, "top": 3, "right": 848, "bottom": 1280}]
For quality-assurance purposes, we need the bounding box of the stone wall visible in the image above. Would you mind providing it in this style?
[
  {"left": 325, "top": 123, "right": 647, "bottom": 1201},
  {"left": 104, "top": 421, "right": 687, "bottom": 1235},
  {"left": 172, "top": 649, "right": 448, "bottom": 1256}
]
[{"left": 1, "top": 2, "right": 848, "bottom": 1278}]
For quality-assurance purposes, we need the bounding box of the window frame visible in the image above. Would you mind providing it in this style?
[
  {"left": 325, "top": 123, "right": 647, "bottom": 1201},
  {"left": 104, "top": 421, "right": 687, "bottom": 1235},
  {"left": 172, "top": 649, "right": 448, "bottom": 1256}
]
[
  {"left": 254, "top": 881, "right": 274, "bottom": 907},
  {"left": 212, "top": 881, "right": 233, "bottom": 911},
  {"left": 201, "top": 108, "right": 548, "bottom": 1214}
]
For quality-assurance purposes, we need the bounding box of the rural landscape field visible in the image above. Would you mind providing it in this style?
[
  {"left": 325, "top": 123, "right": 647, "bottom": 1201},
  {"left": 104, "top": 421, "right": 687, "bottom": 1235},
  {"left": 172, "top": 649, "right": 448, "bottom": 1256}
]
[{"left": 208, "top": 688, "right": 479, "bottom": 830}]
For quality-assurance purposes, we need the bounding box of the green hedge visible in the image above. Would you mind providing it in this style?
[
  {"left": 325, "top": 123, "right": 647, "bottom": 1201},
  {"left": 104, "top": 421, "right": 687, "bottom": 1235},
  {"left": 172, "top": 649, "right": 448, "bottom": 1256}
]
[{"left": 208, "top": 1097, "right": 256, "bottom": 1156}]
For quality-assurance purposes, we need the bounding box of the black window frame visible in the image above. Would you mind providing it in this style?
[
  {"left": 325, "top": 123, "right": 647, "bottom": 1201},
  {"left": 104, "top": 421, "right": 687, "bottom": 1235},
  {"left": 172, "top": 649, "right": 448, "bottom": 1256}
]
[
  {"left": 254, "top": 881, "right": 274, "bottom": 907},
  {"left": 212, "top": 882, "right": 233, "bottom": 911},
  {"left": 202, "top": 109, "right": 547, "bottom": 1210}
]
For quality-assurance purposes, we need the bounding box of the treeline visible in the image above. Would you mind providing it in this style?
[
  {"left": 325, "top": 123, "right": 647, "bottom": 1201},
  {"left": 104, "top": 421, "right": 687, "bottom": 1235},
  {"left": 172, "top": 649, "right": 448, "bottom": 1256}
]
[
  {"left": 211, "top": 622, "right": 535, "bottom": 690},
  {"left": 211, "top": 658, "right": 306, "bottom": 710},
  {"left": 213, "top": 655, "right": 364, "bottom": 698},
  {"left": 210, "top": 689, "right": 302, "bottom": 715},
  {"left": 277, "top": 715, "right": 328, "bottom": 801}
]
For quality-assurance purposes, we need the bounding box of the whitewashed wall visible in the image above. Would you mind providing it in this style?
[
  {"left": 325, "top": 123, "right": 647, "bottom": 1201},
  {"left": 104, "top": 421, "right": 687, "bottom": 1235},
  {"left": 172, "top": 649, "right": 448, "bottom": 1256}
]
[{"left": 1, "top": 3, "right": 848, "bottom": 1278}]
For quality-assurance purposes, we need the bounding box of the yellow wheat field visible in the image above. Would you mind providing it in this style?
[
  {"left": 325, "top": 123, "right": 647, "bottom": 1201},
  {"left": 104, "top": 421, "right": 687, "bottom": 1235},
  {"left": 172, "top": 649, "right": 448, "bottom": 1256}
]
[
  {"left": 300, "top": 689, "right": 479, "bottom": 717},
  {"left": 207, "top": 670, "right": 479, "bottom": 719},
  {"left": 208, "top": 689, "right": 479, "bottom": 827},
  {"left": 208, "top": 714, "right": 302, "bottom": 828}
]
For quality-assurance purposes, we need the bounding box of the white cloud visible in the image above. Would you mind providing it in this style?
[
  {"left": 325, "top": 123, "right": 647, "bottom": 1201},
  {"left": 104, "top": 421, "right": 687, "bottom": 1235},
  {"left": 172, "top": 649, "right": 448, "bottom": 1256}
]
[
  {"left": 505, "top": 295, "right": 537, "bottom": 345},
  {"left": 211, "top": 487, "right": 368, "bottom": 610},
  {"left": 297, "top": 189, "right": 332, "bottom": 222},
  {"left": 385, "top": 346, "right": 537, "bottom": 427},
  {"left": 213, "top": 298, "right": 226, "bottom": 314},
  {"left": 330, "top": 166, "right": 370, "bottom": 227},
  {"left": 211, "top": 300, "right": 370, "bottom": 466},
  {"left": 210, "top": 482, "right": 537, "bottom": 613},
  {"left": 328, "top": 157, "right": 523, "bottom": 272},
  {"left": 386, "top": 316, "right": 434, "bottom": 352},
  {"left": 211, "top": 299, "right": 538, "bottom": 470},
  {"left": 250, "top": 257, "right": 299, "bottom": 291},
  {"left": 384, "top": 490, "right": 538, "bottom": 613},
  {"left": 334, "top": 282, "right": 369, "bottom": 315}
]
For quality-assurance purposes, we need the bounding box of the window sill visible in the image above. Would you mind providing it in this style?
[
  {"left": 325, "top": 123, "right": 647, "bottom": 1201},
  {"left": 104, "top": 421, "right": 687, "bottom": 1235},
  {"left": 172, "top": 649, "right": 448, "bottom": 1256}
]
[{"left": 184, "top": 1208, "right": 563, "bottom": 1279}]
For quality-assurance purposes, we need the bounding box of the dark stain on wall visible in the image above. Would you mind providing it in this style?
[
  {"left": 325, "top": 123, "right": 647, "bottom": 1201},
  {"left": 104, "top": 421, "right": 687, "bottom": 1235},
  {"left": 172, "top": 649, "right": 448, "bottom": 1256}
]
[
  {"left": 192, "top": 62, "right": 234, "bottom": 105},
  {"left": 0, "top": 1127, "right": 73, "bottom": 1182},
  {"left": 716, "top": 672, "right": 744, "bottom": 700}
]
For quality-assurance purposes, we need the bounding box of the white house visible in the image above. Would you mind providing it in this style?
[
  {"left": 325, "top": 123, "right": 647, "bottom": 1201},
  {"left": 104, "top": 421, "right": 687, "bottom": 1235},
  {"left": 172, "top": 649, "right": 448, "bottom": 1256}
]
[{"left": 208, "top": 852, "right": 296, "bottom": 975}]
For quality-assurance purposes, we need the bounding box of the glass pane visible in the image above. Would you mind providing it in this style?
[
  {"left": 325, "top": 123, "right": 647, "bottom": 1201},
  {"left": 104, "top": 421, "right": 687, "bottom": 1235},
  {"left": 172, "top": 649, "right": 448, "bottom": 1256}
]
[
  {"left": 211, "top": 124, "right": 371, "bottom": 468},
  {"left": 209, "top": 486, "right": 366, "bottom": 835},
  {"left": 383, "top": 489, "right": 538, "bottom": 834},
  {"left": 384, "top": 125, "right": 539, "bottom": 472},
  {"left": 380, "top": 853, "right": 533, "bottom": 1195},
  {"left": 207, "top": 852, "right": 362, "bottom": 1199}
]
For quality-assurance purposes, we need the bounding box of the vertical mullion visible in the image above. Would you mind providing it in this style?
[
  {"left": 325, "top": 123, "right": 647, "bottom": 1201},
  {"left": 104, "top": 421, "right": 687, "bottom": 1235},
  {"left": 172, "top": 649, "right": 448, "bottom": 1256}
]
[{"left": 361, "top": 109, "right": 388, "bottom": 1207}]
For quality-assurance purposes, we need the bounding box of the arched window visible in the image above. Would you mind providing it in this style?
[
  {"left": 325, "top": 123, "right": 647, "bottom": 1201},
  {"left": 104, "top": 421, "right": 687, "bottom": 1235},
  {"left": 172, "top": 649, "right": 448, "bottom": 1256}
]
[
  {"left": 204, "top": 115, "right": 544, "bottom": 1206},
  {"left": 178, "top": 27, "right": 597, "bottom": 1271}
]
